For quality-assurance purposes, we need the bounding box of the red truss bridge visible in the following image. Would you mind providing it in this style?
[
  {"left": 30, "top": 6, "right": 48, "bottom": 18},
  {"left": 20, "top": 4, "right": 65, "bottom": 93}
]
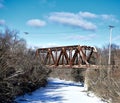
[{"left": 36, "top": 45, "right": 98, "bottom": 68}]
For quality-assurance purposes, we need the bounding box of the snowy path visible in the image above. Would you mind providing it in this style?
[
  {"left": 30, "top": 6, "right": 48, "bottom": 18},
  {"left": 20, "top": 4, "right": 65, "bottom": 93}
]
[{"left": 15, "top": 78, "right": 106, "bottom": 103}]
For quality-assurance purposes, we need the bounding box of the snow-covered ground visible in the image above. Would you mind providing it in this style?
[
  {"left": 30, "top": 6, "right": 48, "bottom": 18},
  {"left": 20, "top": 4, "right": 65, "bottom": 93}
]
[{"left": 15, "top": 78, "right": 106, "bottom": 103}]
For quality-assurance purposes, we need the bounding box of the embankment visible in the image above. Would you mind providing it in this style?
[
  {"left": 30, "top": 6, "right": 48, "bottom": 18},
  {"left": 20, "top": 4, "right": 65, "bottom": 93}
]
[
  {"left": 49, "top": 68, "right": 86, "bottom": 82},
  {"left": 85, "top": 65, "right": 120, "bottom": 103}
]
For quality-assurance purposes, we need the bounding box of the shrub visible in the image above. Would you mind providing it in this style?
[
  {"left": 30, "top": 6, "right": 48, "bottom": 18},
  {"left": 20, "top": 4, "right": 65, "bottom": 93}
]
[
  {"left": 0, "top": 29, "right": 49, "bottom": 103},
  {"left": 85, "top": 65, "right": 120, "bottom": 103},
  {"left": 71, "top": 68, "right": 86, "bottom": 83}
]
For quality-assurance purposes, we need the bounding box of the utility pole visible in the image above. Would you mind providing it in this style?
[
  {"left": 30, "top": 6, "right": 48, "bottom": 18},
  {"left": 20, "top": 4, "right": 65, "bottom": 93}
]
[{"left": 108, "top": 25, "right": 114, "bottom": 65}]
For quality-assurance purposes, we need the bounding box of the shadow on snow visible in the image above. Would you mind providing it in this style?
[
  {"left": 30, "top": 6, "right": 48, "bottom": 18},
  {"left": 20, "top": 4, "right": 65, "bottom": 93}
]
[{"left": 15, "top": 79, "right": 83, "bottom": 103}]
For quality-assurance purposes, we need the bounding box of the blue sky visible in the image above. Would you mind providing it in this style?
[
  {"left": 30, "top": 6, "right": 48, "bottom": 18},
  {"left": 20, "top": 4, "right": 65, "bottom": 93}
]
[{"left": 0, "top": 0, "right": 120, "bottom": 48}]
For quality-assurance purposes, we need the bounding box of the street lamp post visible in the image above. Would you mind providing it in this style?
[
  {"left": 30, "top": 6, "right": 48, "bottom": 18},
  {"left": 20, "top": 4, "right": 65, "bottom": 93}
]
[{"left": 108, "top": 25, "right": 114, "bottom": 65}]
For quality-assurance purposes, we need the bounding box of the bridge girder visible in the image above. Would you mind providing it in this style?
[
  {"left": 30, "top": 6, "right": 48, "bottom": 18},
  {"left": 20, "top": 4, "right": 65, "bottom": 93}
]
[{"left": 36, "top": 45, "right": 98, "bottom": 68}]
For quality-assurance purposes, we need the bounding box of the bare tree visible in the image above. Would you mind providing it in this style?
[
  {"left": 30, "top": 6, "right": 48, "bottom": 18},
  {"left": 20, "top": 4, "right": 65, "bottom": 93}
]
[{"left": 0, "top": 29, "right": 49, "bottom": 103}]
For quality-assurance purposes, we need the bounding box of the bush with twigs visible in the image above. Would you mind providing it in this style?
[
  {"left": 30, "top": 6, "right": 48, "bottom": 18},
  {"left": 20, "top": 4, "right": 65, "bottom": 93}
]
[
  {"left": 0, "top": 29, "right": 49, "bottom": 103},
  {"left": 85, "top": 45, "right": 120, "bottom": 103}
]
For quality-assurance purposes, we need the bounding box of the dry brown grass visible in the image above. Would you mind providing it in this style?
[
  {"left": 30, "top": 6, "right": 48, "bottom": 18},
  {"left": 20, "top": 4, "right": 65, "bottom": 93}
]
[{"left": 85, "top": 65, "right": 120, "bottom": 103}]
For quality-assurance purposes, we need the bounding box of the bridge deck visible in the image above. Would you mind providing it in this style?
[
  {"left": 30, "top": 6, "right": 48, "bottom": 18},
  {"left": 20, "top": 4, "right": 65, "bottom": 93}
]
[{"left": 45, "top": 65, "right": 98, "bottom": 69}]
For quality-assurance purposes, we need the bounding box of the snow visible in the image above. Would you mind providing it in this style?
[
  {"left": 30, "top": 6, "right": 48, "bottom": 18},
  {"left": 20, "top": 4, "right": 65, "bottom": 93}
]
[{"left": 15, "top": 78, "right": 106, "bottom": 103}]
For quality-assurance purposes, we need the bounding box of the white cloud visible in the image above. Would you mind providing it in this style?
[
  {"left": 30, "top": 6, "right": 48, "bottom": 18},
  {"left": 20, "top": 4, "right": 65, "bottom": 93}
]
[
  {"left": 101, "top": 14, "right": 119, "bottom": 22},
  {"left": 42, "top": 43, "right": 60, "bottom": 48},
  {"left": 79, "top": 11, "right": 97, "bottom": 18},
  {"left": 66, "top": 34, "right": 96, "bottom": 41},
  {"left": 0, "top": 19, "right": 5, "bottom": 25},
  {"left": 48, "top": 11, "right": 119, "bottom": 31},
  {"left": 79, "top": 12, "right": 119, "bottom": 22},
  {"left": 113, "top": 35, "right": 120, "bottom": 41},
  {"left": 27, "top": 19, "right": 46, "bottom": 27},
  {"left": 34, "top": 43, "right": 60, "bottom": 48},
  {"left": 48, "top": 12, "right": 97, "bottom": 31}
]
